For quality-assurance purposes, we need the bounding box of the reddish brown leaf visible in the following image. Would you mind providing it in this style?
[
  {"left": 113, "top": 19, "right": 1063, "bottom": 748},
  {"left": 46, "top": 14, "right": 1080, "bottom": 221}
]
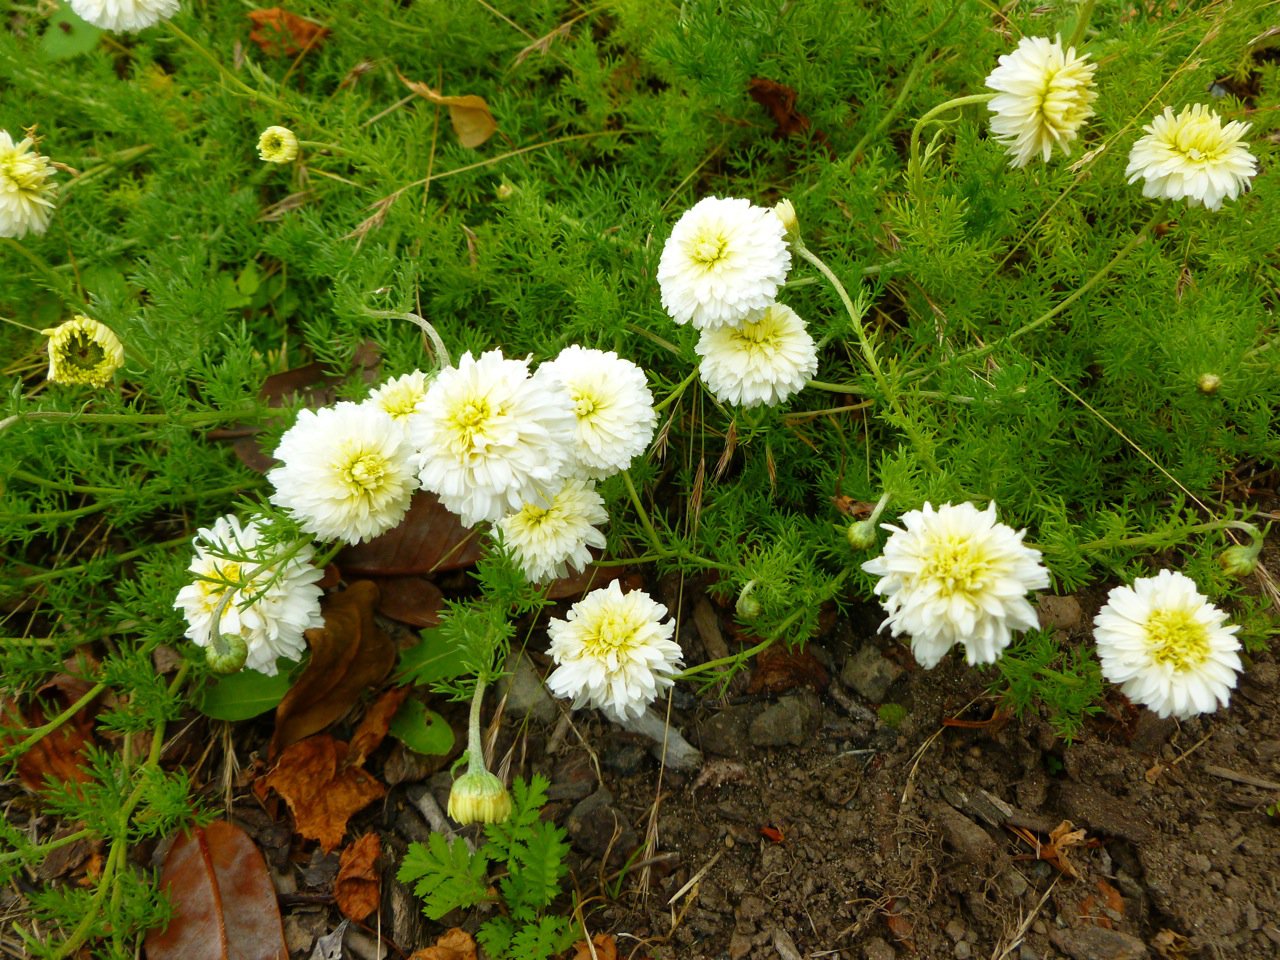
[
  {"left": 408, "top": 927, "right": 478, "bottom": 960},
  {"left": 247, "top": 8, "right": 329, "bottom": 57},
  {"left": 337, "top": 491, "right": 483, "bottom": 576},
  {"left": 3, "top": 672, "right": 101, "bottom": 793},
  {"left": 882, "top": 896, "right": 914, "bottom": 950},
  {"left": 334, "top": 833, "right": 381, "bottom": 922},
  {"left": 261, "top": 735, "right": 385, "bottom": 853},
  {"left": 544, "top": 562, "right": 620, "bottom": 600},
  {"left": 373, "top": 576, "right": 444, "bottom": 628},
  {"left": 143, "top": 820, "right": 287, "bottom": 960},
  {"left": 399, "top": 75, "right": 498, "bottom": 148},
  {"left": 746, "top": 646, "right": 829, "bottom": 695},
  {"left": 571, "top": 935, "right": 619, "bottom": 960},
  {"left": 269, "top": 581, "right": 395, "bottom": 758},
  {"left": 1078, "top": 878, "right": 1125, "bottom": 928},
  {"left": 348, "top": 687, "right": 410, "bottom": 767}
]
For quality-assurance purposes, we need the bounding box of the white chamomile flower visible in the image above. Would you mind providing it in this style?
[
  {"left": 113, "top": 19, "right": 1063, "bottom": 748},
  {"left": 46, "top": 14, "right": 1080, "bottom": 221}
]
[
  {"left": 657, "top": 196, "right": 791, "bottom": 330},
  {"left": 173, "top": 514, "right": 324, "bottom": 675},
  {"left": 1093, "top": 570, "right": 1242, "bottom": 719},
  {"left": 68, "top": 0, "right": 180, "bottom": 31},
  {"left": 984, "top": 35, "right": 1097, "bottom": 168},
  {"left": 0, "top": 129, "right": 57, "bottom": 239},
  {"left": 695, "top": 302, "right": 818, "bottom": 408},
  {"left": 861, "top": 501, "right": 1050, "bottom": 669},
  {"left": 366, "top": 369, "right": 431, "bottom": 438},
  {"left": 268, "top": 402, "right": 418, "bottom": 544},
  {"left": 539, "top": 346, "right": 656, "bottom": 478},
  {"left": 497, "top": 478, "right": 608, "bottom": 584},
  {"left": 546, "top": 580, "right": 683, "bottom": 721},
  {"left": 1125, "top": 104, "right": 1257, "bottom": 211},
  {"left": 411, "top": 350, "right": 576, "bottom": 528}
]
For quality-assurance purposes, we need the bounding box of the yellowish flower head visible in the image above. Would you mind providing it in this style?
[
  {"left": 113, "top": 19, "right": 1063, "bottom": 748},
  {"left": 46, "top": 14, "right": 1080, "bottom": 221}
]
[
  {"left": 0, "top": 129, "right": 57, "bottom": 239},
  {"left": 984, "top": 36, "right": 1097, "bottom": 168},
  {"left": 258, "top": 126, "right": 299, "bottom": 164},
  {"left": 41, "top": 315, "right": 125, "bottom": 388},
  {"left": 447, "top": 768, "right": 513, "bottom": 825},
  {"left": 1125, "top": 104, "right": 1256, "bottom": 211}
]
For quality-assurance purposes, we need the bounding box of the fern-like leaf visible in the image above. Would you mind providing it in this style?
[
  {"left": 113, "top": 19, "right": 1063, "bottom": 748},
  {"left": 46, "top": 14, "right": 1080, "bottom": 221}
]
[{"left": 397, "top": 833, "right": 490, "bottom": 920}]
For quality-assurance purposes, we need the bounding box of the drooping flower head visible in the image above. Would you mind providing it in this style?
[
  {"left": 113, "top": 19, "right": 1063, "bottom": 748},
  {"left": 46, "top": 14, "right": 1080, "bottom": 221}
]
[
  {"left": 1125, "top": 104, "right": 1256, "bottom": 211},
  {"left": 695, "top": 302, "right": 818, "bottom": 408},
  {"left": 411, "top": 350, "right": 576, "bottom": 528},
  {"left": 68, "top": 0, "right": 180, "bottom": 31},
  {"left": 0, "top": 129, "right": 57, "bottom": 239},
  {"left": 984, "top": 35, "right": 1097, "bottom": 167},
  {"left": 497, "top": 478, "right": 608, "bottom": 584},
  {"left": 539, "top": 346, "right": 656, "bottom": 478},
  {"left": 41, "top": 315, "right": 125, "bottom": 388},
  {"left": 861, "top": 501, "right": 1050, "bottom": 668},
  {"left": 657, "top": 196, "right": 791, "bottom": 330},
  {"left": 268, "top": 402, "right": 418, "bottom": 544},
  {"left": 447, "top": 768, "right": 513, "bottom": 825},
  {"left": 546, "top": 580, "right": 683, "bottom": 721},
  {"left": 257, "top": 126, "right": 299, "bottom": 164},
  {"left": 173, "top": 514, "right": 324, "bottom": 675},
  {"left": 1093, "top": 570, "right": 1242, "bottom": 719}
]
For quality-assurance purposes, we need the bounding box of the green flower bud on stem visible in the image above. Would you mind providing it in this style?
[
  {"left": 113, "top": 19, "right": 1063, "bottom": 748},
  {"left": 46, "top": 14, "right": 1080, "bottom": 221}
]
[
  {"left": 447, "top": 767, "right": 513, "bottom": 825},
  {"left": 206, "top": 633, "right": 248, "bottom": 674}
]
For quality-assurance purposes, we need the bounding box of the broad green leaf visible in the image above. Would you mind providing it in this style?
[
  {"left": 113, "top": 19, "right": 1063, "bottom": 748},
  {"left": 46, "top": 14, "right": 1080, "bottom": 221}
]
[
  {"left": 198, "top": 660, "right": 297, "bottom": 720},
  {"left": 388, "top": 699, "right": 454, "bottom": 756},
  {"left": 397, "top": 632, "right": 469, "bottom": 686},
  {"left": 41, "top": 6, "right": 102, "bottom": 61}
]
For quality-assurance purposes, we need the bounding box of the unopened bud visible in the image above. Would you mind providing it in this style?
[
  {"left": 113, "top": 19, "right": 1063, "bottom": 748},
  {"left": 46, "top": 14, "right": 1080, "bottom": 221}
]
[
  {"left": 847, "top": 519, "right": 878, "bottom": 551},
  {"left": 736, "top": 581, "right": 761, "bottom": 621},
  {"left": 1219, "top": 543, "right": 1261, "bottom": 578},
  {"left": 448, "top": 768, "right": 513, "bottom": 825},
  {"left": 496, "top": 182, "right": 515, "bottom": 200},
  {"left": 206, "top": 633, "right": 248, "bottom": 674},
  {"left": 773, "top": 198, "right": 799, "bottom": 236},
  {"left": 1197, "top": 373, "right": 1222, "bottom": 395}
]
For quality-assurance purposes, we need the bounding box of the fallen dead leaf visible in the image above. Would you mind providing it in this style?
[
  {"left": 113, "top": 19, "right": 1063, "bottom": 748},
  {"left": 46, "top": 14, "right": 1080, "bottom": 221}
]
[
  {"left": 247, "top": 8, "right": 329, "bottom": 57},
  {"left": 372, "top": 575, "right": 445, "bottom": 628},
  {"left": 571, "top": 934, "right": 618, "bottom": 960},
  {"left": 348, "top": 686, "right": 410, "bottom": 767},
  {"left": 269, "top": 581, "right": 395, "bottom": 758},
  {"left": 747, "top": 645, "right": 829, "bottom": 695},
  {"left": 400, "top": 75, "right": 498, "bottom": 148},
  {"left": 882, "top": 896, "right": 914, "bottom": 950},
  {"left": 337, "top": 491, "right": 483, "bottom": 577},
  {"left": 1078, "top": 878, "right": 1125, "bottom": 929},
  {"left": 334, "top": 833, "right": 380, "bottom": 922},
  {"left": 1152, "top": 928, "right": 1192, "bottom": 959},
  {"left": 408, "top": 927, "right": 477, "bottom": 960},
  {"left": 262, "top": 735, "right": 385, "bottom": 853},
  {"left": 144, "top": 820, "right": 288, "bottom": 960},
  {"left": 747, "top": 76, "right": 830, "bottom": 152},
  {"left": 3, "top": 671, "right": 102, "bottom": 793},
  {"left": 1009, "top": 819, "right": 1094, "bottom": 879}
]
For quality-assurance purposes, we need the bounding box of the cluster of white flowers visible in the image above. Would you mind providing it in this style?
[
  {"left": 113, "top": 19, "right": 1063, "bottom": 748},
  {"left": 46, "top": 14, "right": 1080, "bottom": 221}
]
[
  {"left": 173, "top": 514, "right": 324, "bottom": 675},
  {"left": 861, "top": 501, "right": 1244, "bottom": 720},
  {"left": 984, "top": 36, "right": 1257, "bottom": 209},
  {"left": 657, "top": 195, "right": 818, "bottom": 409}
]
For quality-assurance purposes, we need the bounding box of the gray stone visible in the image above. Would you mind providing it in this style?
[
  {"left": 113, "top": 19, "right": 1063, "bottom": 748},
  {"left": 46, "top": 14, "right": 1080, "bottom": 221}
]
[
  {"left": 772, "top": 927, "right": 802, "bottom": 960},
  {"left": 698, "top": 705, "right": 753, "bottom": 757},
  {"left": 601, "top": 739, "right": 650, "bottom": 776},
  {"left": 1049, "top": 927, "right": 1149, "bottom": 960},
  {"left": 567, "top": 789, "right": 638, "bottom": 862},
  {"left": 1001, "top": 867, "right": 1029, "bottom": 897},
  {"left": 496, "top": 652, "right": 556, "bottom": 724},
  {"left": 954, "top": 942, "right": 972, "bottom": 960},
  {"left": 933, "top": 803, "right": 999, "bottom": 866},
  {"left": 840, "top": 644, "right": 903, "bottom": 703},
  {"left": 750, "top": 693, "right": 820, "bottom": 747},
  {"left": 1035, "top": 594, "right": 1083, "bottom": 632},
  {"left": 863, "top": 937, "right": 896, "bottom": 960}
]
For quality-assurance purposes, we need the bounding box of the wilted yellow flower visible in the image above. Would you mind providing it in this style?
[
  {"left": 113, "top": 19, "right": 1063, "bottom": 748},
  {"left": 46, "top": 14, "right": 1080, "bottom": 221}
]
[
  {"left": 41, "top": 315, "right": 125, "bottom": 387},
  {"left": 257, "top": 126, "right": 299, "bottom": 164},
  {"left": 447, "top": 768, "right": 513, "bottom": 825}
]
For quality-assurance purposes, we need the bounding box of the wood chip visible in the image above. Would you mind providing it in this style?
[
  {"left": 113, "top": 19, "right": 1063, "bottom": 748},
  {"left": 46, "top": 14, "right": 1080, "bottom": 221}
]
[{"left": 1204, "top": 764, "right": 1280, "bottom": 791}]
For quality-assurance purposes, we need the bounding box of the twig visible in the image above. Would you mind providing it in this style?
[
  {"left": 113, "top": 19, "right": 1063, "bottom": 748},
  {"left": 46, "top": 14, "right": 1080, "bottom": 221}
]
[{"left": 1204, "top": 765, "right": 1280, "bottom": 791}]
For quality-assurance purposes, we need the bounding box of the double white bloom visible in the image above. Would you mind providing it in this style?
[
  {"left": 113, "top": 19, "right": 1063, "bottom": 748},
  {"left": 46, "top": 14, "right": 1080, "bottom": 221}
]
[
  {"left": 984, "top": 36, "right": 1097, "bottom": 168},
  {"left": 1093, "top": 570, "right": 1241, "bottom": 719},
  {"left": 1125, "top": 104, "right": 1256, "bottom": 211},
  {"left": 173, "top": 514, "right": 324, "bottom": 675},
  {"left": 695, "top": 303, "right": 818, "bottom": 408},
  {"left": 862, "top": 502, "right": 1050, "bottom": 668},
  {"left": 0, "top": 130, "right": 57, "bottom": 239}
]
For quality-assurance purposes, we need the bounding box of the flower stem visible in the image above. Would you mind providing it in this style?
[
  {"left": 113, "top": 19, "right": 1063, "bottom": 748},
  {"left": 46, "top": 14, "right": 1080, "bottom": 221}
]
[
  {"left": 465, "top": 677, "right": 488, "bottom": 773},
  {"left": 792, "top": 239, "right": 888, "bottom": 396},
  {"left": 166, "top": 22, "right": 290, "bottom": 112},
  {"left": 1, "top": 238, "right": 78, "bottom": 302},
  {"left": 1067, "top": 0, "right": 1097, "bottom": 50},
  {"left": 622, "top": 469, "right": 663, "bottom": 552},
  {"left": 907, "top": 93, "right": 996, "bottom": 185},
  {"left": 652, "top": 368, "right": 699, "bottom": 415},
  {"left": 0, "top": 682, "right": 107, "bottom": 765}
]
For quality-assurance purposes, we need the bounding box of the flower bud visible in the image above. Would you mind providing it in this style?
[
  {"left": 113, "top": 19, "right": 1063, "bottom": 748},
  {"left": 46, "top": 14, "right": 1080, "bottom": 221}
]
[
  {"left": 847, "top": 518, "right": 878, "bottom": 551},
  {"left": 257, "top": 126, "right": 299, "bottom": 164},
  {"left": 1219, "top": 543, "right": 1260, "bottom": 578},
  {"left": 736, "top": 581, "right": 761, "bottom": 621},
  {"left": 1197, "top": 373, "right": 1222, "bottom": 395},
  {"left": 41, "top": 315, "right": 124, "bottom": 388},
  {"left": 447, "top": 768, "right": 513, "bottom": 825},
  {"left": 773, "top": 198, "right": 799, "bottom": 236},
  {"left": 496, "top": 182, "right": 515, "bottom": 200},
  {"left": 206, "top": 633, "right": 248, "bottom": 674}
]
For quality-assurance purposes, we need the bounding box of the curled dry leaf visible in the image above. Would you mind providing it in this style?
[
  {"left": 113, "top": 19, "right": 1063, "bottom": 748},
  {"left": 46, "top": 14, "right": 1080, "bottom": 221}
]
[
  {"left": 247, "top": 8, "right": 329, "bottom": 57},
  {"left": 269, "top": 581, "right": 395, "bottom": 758},
  {"left": 334, "top": 833, "right": 381, "bottom": 922},
  {"left": 348, "top": 686, "right": 410, "bottom": 767},
  {"left": 399, "top": 75, "right": 498, "bottom": 148},
  {"left": 2, "top": 671, "right": 102, "bottom": 793},
  {"left": 262, "top": 734, "right": 385, "bottom": 853},
  {"left": 571, "top": 934, "right": 619, "bottom": 960},
  {"left": 408, "top": 927, "right": 478, "bottom": 960},
  {"left": 143, "top": 820, "right": 287, "bottom": 960}
]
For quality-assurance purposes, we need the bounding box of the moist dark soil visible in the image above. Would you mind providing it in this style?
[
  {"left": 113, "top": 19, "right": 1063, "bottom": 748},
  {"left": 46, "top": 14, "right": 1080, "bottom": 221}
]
[{"left": 240, "top": 574, "right": 1280, "bottom": 960}]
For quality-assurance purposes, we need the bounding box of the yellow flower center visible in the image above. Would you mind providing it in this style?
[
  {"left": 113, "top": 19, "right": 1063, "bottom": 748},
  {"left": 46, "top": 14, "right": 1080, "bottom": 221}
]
[
  {"left": 1146, "top": 608, "right": 1210, "bottom": 671},
  {"left": 573, "top": 389, "right": 600, "bottom": 420},
  {"left": 379, "top": 384, "right": 424, "bottom": 419},
  {"left": 920, "top": 535, "right": 991, "bottom": 598},
  {"left": 1170, "top": 117, "right": 1226, "bottom": 164},
  {"left": 690, "top": 231, "right": 729, "bottom": 269},
  {"left": 447, "top": 395, "right": 497, "bottom": 451},
  {"left": 62, "top": 329, "right": 107, "bottom": 373},
  {"left": 579, "top": 609, "right": 640, "bottom": 659},
  {"left": 340, "top": 451, "right": 390, "bottom": 497},
  {"left": 729, "top": 311, "right": 784, "bottom": 354}
]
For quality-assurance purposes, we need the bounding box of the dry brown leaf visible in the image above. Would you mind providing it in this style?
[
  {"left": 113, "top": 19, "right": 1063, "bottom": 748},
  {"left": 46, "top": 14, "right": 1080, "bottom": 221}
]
[
  {"left": 247, "top": 8, "right": 329, "bottom": 57},
  {"left": 571, "top": 934, "right": 619, "bottom": 960},
  {"left": 1047, "top": 820, "right": 1089, "bottom": 879},
  {"left": 1078, "top": 878, "right": 1125, "bottom": 928},
  {"left": 408, "top": 927, "right": 477, "bottom": 960},
  {"left": 348, "top": 686, "right": 410, "bottom": 767},
  {"left": 1152, "top": 928, "right": 1192, "bottom": 959},
  {"left": 335, "top": 832, "right": 381, "bottom": 922},
  {"left": 337, "top": 491, "right": 484, "bottom": 577},
  {"left": 400, "top": 75, "right": 498, "bottom": 148},
  {"left": 269, "top": 581, "right": 395, "bottom": 758},
  {"left": 262, "top": 735, "right": 385, "bottom": 853},
  {"left": 3, "top": 672, "right": 101, "bottom": 794},
  {"left": 746, "top": 645, "right": 830, "bottom": 695}
]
